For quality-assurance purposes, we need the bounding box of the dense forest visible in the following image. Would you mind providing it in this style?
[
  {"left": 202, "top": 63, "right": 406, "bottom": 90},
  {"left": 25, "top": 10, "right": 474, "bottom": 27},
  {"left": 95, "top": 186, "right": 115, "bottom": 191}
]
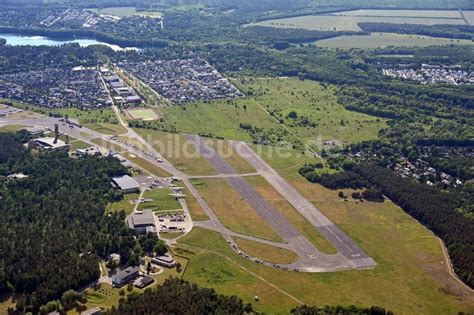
[
  {"left": 104, "top": 277, "right": 391, "bottom": 315},
  {"left": 104, "top": 278, "right": 253, "bottom": 314},
  {"left": 358, "top": 23, "right": 474, "bottom": 40},
  {"left": 0, "top": 133, "right": 138, "bottom": 312}
]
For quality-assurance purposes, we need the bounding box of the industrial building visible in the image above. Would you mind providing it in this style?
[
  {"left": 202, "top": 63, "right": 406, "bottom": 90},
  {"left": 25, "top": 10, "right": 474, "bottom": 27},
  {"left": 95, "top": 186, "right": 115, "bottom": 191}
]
[
  {"left": 112, "top": 266, "right": 140, "bottom": 287},
  {"left": 127, "top": 210, "right": 157, "bottom": 234},
  {"left": 28, "top": 124, "right": 70, "bottom": 152},
  {"left": 28, "top": 137, "right": 70, "bottom": 151},
  {"left": 111, "top": 175, "right": 140, "bottom": 193},
  {"left": 151, "top": 255, "right": 176, "bottom": 268}
]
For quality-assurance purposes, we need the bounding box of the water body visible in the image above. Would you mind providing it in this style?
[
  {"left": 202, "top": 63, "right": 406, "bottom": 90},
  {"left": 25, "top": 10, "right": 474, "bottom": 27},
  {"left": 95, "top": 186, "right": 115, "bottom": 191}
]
[{"left": 0, "top": 33, "right": 138, "bottom": 51}]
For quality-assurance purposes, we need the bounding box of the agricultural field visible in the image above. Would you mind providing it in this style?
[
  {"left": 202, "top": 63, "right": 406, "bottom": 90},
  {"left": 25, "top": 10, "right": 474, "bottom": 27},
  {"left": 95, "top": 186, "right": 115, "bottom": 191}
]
[
  {"left": 191, "top": 178, "right": 284, "bottom": 243},
  {"left": 138, "top": 188, "right": 182, "bottom": 212},
  {"left": 127, "top": 107, "right": 159, "bottom": 121},
  {"left": 134, "top": 129, "right": 218, "bottom": 176},
  {"left": 332, "top": 9, "right": 463, "bottom": 18},
  {"left": 248, "top": 11, "right": 467, "bottom": 32},
  {"left": 315, "top": 32, "right": 474, "bottom": 49},
  {"left": 462, "top": 10, "right": 474, "bottom": 24}
]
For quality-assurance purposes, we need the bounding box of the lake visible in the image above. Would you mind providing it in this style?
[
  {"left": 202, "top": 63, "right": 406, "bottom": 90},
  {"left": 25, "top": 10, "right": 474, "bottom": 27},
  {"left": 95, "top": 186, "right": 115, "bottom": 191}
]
[{"left": 0, "top": 33, "right": 138, "bottom": 51}]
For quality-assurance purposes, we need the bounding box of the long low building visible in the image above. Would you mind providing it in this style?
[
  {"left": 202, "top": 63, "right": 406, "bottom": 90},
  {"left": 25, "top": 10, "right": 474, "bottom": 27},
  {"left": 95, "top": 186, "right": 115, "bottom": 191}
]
[
  {"left": 151, "top": 255, "right": 176, "bottom": 268},
  {"left": 111, "top": 175, "right": 140, "bottom": 193},
  {"left": 28, "top": 137, "right": 70, "bottom": 152},
  {"left": 112, "top": 266, "right": 140, "bottom": 287}
]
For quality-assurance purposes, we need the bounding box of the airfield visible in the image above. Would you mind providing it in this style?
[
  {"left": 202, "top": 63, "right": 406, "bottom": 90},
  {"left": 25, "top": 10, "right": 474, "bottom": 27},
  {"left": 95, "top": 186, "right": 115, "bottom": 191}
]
[{"left": 1, "top": 102, "right": 473, "bottom": 313}]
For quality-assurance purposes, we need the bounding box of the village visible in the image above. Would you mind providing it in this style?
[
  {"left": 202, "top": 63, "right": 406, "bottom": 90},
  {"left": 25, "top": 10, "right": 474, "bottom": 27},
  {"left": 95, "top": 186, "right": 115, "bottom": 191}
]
[
  {"left": 382, "top": 64, "right": 474, "bottom": 86},
  {"left": 120, "top": 58, "right": 244, "bottom": 104},
  {"left": 0, "top": 66, "right": 110, "bottom": 109}
]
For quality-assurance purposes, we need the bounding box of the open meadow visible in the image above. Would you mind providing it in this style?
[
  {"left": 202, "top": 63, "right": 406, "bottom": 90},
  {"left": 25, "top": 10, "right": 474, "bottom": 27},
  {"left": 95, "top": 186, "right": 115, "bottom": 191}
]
[
  {"left": 134, "top": 129, "right": 218, "bottom": 176},
  {"left": 191, "top": 177, "right": 284, "bottom": 243},
  {"left": 154, "top": 78, "right": 385, "bottom": 148},
  {"left": 138, "top": 188, "right": 182, "bottom": 212},
  {"left": 174, "top": 144, "right": 474, "bottom": 314}
]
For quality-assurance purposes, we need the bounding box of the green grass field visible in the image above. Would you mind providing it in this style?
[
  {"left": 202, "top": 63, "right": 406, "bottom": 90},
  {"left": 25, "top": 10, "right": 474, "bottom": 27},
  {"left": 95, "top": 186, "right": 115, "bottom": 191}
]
[
  {"left": 315, "top": 33, "right": 474, "bottom": 49},
  {"left": 249, "top": 12, "right": 466, "bottom": 31},
  {"left": 178, "top": 199, "right": 474, "bottom": 314},
  {"left": 138, "top": 188, "right": 181, "bottom": 212},
  {"left": 175, "top": 182, "right": 209, "bottom": 221},
  {"left": 234, "top": 237, "right": 298, "bottom": 264},
  {"left": 107, "top": 193, "right": 139, "bottom": 215},
  {"left": 156, "top": 97, "right": 288, "bottom": 142},
  {"left": 83, "top": 122, "right": 127, "bottom": 135},
  {"left": 127, "top": 108, "right": 159, "bottom": 120},
  {"left": 175, "top": 144, "right": 474, "bottom": 313},
  {"left": 239, "top": 78, "right": 387, "bottom": 146},
  {"left": 191, "top": 178, "right": 284, "bottom": 243},
  {"left": 0, "top": 125, "right": 27, "bottom": 132},
  {"left": 155, "top": 78, "right": 385, "bottom": 148},
  {"left": 134, "top": 129, "right": 218, "bottom": 176},
  {"left": 246, "top": 176, "right": 337, "bottom": 254},
  {"left": 207, "top": 139, "right": 256, "bottom": 174}
]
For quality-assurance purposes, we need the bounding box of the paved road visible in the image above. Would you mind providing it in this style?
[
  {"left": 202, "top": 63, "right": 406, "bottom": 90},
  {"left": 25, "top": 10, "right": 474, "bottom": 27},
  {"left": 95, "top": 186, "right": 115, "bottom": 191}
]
[
  {"left": 231, "top": 141, "right": 376, "bottom": 269},
  {"left": 186, "top": 135, "right": 360, "bottom": 272}
]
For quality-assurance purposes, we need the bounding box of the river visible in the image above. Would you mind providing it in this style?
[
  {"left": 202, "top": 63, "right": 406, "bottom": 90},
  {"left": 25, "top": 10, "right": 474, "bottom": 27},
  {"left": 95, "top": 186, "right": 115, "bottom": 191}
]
[{"left": 0, "top": 33, "right": 138, "bottom": 51}]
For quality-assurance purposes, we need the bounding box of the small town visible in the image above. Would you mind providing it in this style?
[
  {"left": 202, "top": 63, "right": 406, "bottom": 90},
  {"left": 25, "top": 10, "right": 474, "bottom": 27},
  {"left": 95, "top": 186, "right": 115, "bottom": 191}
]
[
  {"left": 40, "top": 8, "right": 115, "bottom": 28},
  {"left": 0, "top": 66, "right": 109, "bottom": 109},
  {"left": 382, "top": 64, "right": 474, "bottom": 85},
  {"left": 120, "top": 58, "right": 244, "bottom": 103}
]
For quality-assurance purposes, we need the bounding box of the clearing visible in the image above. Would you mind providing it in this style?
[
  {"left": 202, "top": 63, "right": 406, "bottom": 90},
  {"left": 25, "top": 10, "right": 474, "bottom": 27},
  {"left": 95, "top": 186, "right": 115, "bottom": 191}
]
[
  {"left": 191, "top": 178, "right": 284, "bottom": 243},
  {"left": 138, "top": 188, "right": 182, "bottom": 212},
  {"left": 248, "top": 10, "right": 467, "bottom": 31},
  {"left": 134, "top": 129, "right": 218, "bottom": 176},
  {"left": 107, "top": 193, "right": 140, "bottom": 215}
]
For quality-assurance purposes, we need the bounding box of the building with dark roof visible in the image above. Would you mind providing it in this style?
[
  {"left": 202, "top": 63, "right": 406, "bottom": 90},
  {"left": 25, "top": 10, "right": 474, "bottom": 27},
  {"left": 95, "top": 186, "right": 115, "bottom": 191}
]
[
  {"left": 112, "top": 266, "right": 140, "bottom": 287},
  {"left": 134, "top": 276, "right": 154, "bottom": 289}
]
